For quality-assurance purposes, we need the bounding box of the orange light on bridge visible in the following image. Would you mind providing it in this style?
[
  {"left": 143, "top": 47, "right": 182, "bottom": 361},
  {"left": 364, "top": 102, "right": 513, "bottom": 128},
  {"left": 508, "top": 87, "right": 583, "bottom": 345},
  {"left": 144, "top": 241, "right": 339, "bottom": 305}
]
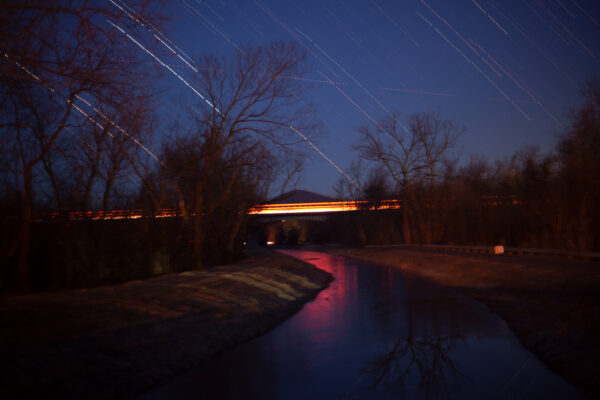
[
  {"left": 248, "top": 200, "right": 401, "bottom": 215},
  {"left": 34, "top": 201, "right": 403, "bottom": 221}
]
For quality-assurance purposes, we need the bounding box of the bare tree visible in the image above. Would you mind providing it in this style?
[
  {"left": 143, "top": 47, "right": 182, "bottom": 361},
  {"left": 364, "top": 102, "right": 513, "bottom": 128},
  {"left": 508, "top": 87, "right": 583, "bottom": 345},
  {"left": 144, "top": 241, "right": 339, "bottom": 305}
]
[
  {"left": 410, "top": 111, "right": 464, "bottom": 242},
  {"left": 557, "top": 77, "right": 600, "bottom": 250},
  {"left": 355, "top": 111, "right": 463, "bottom": 244},
  {"left": 355, "top": 112, "right": 420, "bottom": 243},
  {"left": 162, "top": 42, "right": 316, "bottom": 267},
  {"left": 0, "top": 1, "right": 165, "bottom": 289},
  {"left": 409, "top": 111, "right": 463, "bottom": 188},
  {"left": 334, "top": 159, "right": 368, "bottom": 201}
]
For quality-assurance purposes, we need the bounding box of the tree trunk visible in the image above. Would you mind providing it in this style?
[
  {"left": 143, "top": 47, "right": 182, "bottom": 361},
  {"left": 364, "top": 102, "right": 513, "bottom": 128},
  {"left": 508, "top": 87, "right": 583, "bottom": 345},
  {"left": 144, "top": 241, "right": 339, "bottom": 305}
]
[
  {"left": 408, "top": 189, "right": 429, "bottom": 244},
  {"left": 42, "top": 155, "right": 64, "bottom": 214},
  {"left": 102, "top": 167, "right": 118, "bottom": 213},
  {"left": 225, "top": 200, "right": 247, "bottom": 262},
  {"left": 402, "top": 199, "right": 411, "bottom": 244},
  {"left": 16, "top": 166, "right": 33, "bottom": 292},
  {"left": 192, "top": 190, "right": 204, "bottom": 268},
  {"left": 82, "top": 168, "right": 98, "bottom": 213}
]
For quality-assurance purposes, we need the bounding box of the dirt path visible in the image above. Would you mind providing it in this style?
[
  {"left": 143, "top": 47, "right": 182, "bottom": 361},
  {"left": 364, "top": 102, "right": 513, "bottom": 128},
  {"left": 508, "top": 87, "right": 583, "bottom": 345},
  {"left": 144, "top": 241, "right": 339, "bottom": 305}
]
[
  {"left": 0, "top": 250, "right": 332, "bottom": 399},
  {"left": 325, "top": 246, "right": 600, "bottom": 399}
]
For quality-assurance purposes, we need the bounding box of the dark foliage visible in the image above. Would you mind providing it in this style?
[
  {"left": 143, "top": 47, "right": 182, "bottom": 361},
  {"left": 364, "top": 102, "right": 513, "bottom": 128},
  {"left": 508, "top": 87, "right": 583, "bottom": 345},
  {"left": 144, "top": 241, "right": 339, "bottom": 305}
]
[
  {"left": 333, "top": 80, "right": 600, "bottom": 250},
  {"left": 1, "top": 218, "right": 191, "bottom": 295}
]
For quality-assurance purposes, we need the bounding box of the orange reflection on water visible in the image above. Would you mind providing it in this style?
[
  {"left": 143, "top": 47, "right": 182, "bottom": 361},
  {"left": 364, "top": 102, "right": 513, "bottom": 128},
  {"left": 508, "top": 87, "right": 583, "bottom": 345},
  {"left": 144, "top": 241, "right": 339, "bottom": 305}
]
[{"left": 277, "top": 250, "right": 359, "bottom": 358}]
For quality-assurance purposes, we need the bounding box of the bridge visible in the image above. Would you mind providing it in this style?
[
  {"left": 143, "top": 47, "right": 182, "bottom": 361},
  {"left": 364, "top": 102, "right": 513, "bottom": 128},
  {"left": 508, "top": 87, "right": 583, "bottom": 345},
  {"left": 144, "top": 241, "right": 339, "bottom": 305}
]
[
  {"left": 250, "top": 199, "right": 400, "bottom": 219},
  {"left": 248, "top": 189, "right": 400, "bottom": 223},
  {"left": 245, "top": 190, "right": 399, "bottom": 245},
  {"left": 33, "top": 189, "right": 518, "bottom": 222},
  {"left": 28, "top": 189, "right": 521, "bottom": 247},
  {"left": 31, "top": 190, "right": 399, "bottom": 222}
]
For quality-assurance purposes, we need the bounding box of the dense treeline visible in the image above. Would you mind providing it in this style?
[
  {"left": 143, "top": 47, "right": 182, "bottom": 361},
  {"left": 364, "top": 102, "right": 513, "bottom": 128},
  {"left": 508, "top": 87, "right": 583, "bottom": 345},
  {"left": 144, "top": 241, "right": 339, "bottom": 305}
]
[
  {"left": 0, "top": 2, "right": 314, "bottom": 294},
  {"left": 335, "top": 79, "right": 600, "bottom": 251}
]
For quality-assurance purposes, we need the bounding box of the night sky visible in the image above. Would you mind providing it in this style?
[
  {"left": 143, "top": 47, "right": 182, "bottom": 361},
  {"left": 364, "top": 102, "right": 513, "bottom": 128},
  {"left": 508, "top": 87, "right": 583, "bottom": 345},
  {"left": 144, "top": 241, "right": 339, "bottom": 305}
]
[{"left": 137, "top": 0, "right": 600, "bottom": 196}]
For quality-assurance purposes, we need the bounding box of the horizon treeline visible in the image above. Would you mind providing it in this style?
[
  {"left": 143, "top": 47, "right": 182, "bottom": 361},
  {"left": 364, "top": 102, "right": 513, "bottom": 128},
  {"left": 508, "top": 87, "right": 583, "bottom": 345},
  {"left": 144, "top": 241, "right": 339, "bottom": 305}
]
[{"left": 333, "top": 79, "right": 600, "bottom": 251}]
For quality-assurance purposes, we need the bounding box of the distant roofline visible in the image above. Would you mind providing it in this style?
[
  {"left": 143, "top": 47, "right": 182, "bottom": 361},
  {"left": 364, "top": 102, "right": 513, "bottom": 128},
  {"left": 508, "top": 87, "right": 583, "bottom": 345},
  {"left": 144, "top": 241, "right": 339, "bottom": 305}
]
[{"left": 267, "top": 189, "right": 336, "bottom": 205}]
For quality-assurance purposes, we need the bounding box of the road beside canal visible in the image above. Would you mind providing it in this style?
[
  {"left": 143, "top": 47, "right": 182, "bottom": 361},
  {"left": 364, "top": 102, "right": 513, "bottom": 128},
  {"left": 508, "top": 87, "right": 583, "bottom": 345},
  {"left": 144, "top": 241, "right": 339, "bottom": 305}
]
[
  {"left": 0, "top": 250, "right": 332, "bottom": 399},
  {"left": 326, "top": 245, "right": 600, "bottom": 398}
]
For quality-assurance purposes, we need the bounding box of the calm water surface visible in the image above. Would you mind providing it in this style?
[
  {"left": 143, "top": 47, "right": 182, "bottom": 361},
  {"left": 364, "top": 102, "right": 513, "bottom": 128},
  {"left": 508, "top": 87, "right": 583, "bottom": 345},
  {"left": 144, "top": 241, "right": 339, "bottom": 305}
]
[{"left": 140, "top": 250, "right": 586, "bottom": 399}]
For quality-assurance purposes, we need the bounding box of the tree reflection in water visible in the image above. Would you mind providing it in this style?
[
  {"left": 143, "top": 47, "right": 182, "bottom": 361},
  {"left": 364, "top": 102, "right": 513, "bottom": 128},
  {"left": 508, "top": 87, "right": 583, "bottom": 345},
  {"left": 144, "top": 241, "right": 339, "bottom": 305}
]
[
  {"left": 364, "top": 273, "right": 473, "bottom": 399},
  {"left": 366, "top": 333, "right": 468, "bottom": 399}
]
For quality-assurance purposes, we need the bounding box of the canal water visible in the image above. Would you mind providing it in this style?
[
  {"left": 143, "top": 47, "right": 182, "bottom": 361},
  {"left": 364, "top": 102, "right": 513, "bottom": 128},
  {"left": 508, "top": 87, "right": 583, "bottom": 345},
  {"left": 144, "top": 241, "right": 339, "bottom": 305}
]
[{"left": 140, "top": 250, "right": 586, "bottom": 399}]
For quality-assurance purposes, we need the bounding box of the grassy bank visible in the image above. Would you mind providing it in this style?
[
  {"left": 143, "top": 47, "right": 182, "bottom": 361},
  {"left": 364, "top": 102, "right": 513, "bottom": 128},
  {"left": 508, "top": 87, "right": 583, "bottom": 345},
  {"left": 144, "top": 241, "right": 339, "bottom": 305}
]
[
  {"left": 326, "top": 246, "right": 600, "bottom": 398},
  {"left": 0, "top": 250, "right": 332, "bottom": 399}
]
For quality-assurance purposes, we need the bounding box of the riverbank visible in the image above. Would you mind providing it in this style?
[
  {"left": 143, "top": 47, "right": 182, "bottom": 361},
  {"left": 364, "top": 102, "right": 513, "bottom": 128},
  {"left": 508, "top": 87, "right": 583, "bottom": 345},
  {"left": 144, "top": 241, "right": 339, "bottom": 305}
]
[
  {"left": 0, "top": 250, "right": 333, "bottom": 399},
  {"left": 325, "top": 245, "right": 600, "bottom": 398}
]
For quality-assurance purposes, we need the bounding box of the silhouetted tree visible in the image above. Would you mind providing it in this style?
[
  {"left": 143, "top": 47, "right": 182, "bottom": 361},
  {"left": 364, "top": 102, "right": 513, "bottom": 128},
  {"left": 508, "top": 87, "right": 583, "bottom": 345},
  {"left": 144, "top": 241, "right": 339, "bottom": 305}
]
[
  {"left": 557, "top": 78, "right": 600, "bottom": 250},
  {"left": 155, "top": 42, "right": 315, "bottom": 267},
  {"left": 0, "top": 1, "right": 165, "bottom": 290},
  {"left": 355, "top": 111, "right": 463, "bottom": 244},
  {"left": 361, "top": 167, "right": 389, "bottom": 210},
  {"left": 334, "top": 159, "right": 368, "bottom": 201}
]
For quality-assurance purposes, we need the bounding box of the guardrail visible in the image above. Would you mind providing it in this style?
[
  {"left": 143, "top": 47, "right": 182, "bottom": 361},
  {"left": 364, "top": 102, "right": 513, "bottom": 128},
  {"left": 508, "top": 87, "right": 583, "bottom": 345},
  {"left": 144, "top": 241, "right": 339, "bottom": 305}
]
[{"left": 365, "top": 243, "right": 600, "bottom": 261}]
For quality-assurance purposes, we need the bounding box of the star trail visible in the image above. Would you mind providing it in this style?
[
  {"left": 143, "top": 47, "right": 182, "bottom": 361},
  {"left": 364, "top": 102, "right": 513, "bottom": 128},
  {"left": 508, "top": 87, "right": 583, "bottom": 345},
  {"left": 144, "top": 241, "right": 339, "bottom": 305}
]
[{"left": 126, "top": 0, "right": 599, "bottom": 195}]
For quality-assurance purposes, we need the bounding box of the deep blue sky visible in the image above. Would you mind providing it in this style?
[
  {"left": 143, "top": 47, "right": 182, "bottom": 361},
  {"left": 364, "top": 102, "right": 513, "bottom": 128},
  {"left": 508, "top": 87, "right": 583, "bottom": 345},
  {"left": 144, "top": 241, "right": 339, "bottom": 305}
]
[{"left": 137, "top": 0, "right": 599, "bottom": 196}]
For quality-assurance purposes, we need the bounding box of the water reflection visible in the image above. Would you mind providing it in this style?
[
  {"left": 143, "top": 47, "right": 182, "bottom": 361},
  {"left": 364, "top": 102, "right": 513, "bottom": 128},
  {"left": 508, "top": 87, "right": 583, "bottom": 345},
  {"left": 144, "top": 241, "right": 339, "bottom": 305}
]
[
  {"left": 365, "top": 334, "right": 466, "bottom": 399},
  {"left": 139, "top": 251, "right": 586, "bottom": 400},
  {"left": 359, "top": 269, "right": 476, "bottom": 399}
]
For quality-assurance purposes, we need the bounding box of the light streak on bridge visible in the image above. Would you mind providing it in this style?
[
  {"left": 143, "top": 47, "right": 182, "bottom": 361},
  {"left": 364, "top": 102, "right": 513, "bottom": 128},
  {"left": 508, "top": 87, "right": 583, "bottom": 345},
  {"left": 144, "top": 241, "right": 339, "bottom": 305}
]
[
  {"left": 33, "top": 195, "right": 521, "bottom": 221},
  {"left": 33, "top": 200, "right": 403, "bottom": 221},
  {"left": 248, "top": 200, "right": 402, "bottom": 215},
  {"left": 34, "top": 209, "right": 176, "bottom": 221}
]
